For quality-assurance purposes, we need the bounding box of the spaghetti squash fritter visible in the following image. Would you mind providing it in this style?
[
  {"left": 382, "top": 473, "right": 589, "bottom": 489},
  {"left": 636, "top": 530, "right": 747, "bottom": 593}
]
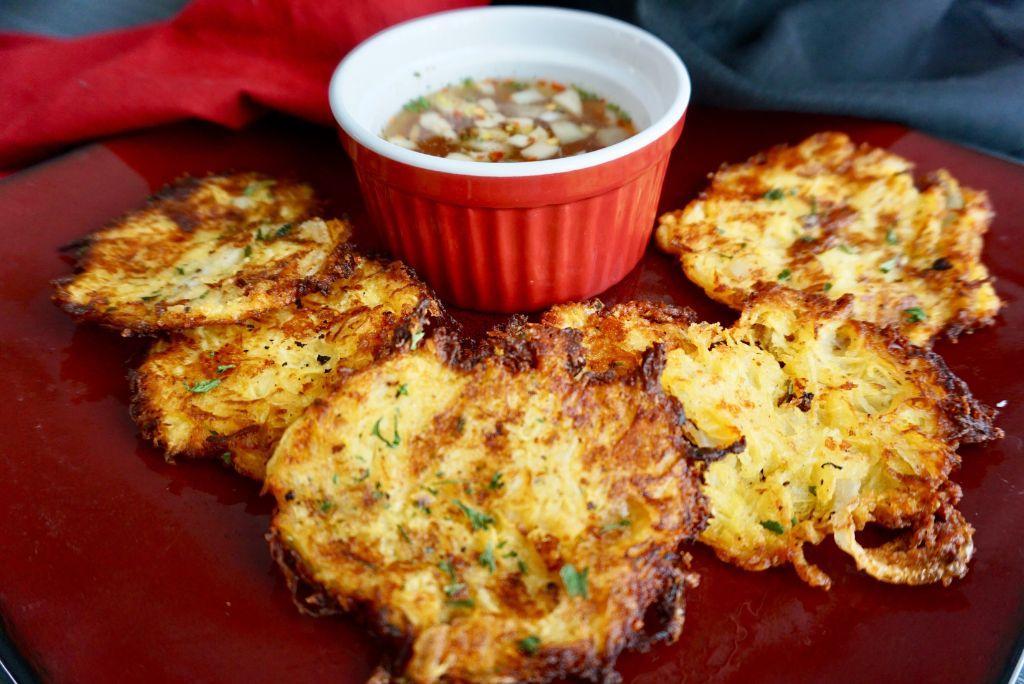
[
  {"left": 265, "top": 324, "right": 710, "bottom": 683},
  {"left": 130, "top": 255, "right": 442, "bottom": 480},
  {"left": 655, "top": 132, "right": 1002, "bottom": 345},
  {"left": 53, "top": 173, "right": 352, "bottom": 333},
  {"left": 544, "top": 287, "right": 1001, "bottom": 588}
]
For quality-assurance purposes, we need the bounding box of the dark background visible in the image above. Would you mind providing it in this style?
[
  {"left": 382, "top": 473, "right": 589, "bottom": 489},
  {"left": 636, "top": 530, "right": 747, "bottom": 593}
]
[{"left": 2, "top": 0, "right": 1022, "bottom": 161}]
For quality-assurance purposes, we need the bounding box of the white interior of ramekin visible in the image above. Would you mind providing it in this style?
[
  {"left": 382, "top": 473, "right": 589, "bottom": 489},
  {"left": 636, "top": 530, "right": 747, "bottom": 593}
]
[{"left": 330, "top": 6, "right": 690, "bottom": 178}]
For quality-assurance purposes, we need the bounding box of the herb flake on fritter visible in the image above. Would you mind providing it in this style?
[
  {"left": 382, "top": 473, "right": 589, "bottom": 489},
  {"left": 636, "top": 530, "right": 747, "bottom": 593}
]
[
  {"left": 53, "top": 173, "right": 351, "bottom": 333},
  {"left": 130, "top": 255, "right": 442, "bottom": 480},
  {"left": 545, "top": 286, "right": 1001, "bottom": 588},
  {"left": 265, "top": 323, "right": 708, "bottom": 683},
  {"left": 655, "top": 132, "right": 1002, "bottom": 345}
]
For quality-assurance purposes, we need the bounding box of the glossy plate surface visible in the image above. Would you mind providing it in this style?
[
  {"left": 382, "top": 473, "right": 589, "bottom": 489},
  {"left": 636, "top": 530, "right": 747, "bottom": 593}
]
[{"left": 1, "top": 109, "right": 1021, "bottom": 684}]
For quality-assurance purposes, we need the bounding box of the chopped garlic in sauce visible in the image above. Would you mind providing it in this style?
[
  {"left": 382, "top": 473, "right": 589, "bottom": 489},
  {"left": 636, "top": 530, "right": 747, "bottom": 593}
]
[{"left": 382, "top": 77, "right": 636, "bottom": 162}]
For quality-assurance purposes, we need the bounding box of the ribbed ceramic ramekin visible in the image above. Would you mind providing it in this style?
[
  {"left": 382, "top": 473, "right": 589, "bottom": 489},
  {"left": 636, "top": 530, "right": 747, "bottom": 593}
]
[{"left": 330, "top": 6, "right": 691, "bottom": 312}]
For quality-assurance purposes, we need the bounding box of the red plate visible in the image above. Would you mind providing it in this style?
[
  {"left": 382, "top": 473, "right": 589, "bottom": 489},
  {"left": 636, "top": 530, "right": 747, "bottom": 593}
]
[{"left": 1, "top": 108, "right": 1022, "bottom": 684}]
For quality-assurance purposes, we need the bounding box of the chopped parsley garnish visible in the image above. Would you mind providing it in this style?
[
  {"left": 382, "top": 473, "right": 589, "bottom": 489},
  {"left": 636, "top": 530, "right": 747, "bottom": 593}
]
[
  {"left": 140, "top": 292, "right": 161, "bottom": 301},
  {"left": 478, "top": 542, "right": 495, "bottom": 573},
  {"left": 319, "top": 499, "right": 334, "bottom": 513},
  {"left": 461, "top": 77, "right": 475, "bottom": 88},
  {"left": 410, "top": 330, "right": 425, "bottom": 349},
  {"left": 354, "top": 468, "right": 370, "bottom": 483},
  {"left": 216, "top": 364, "right": 235, "bottom": 374},
  {"left": 759, "top": 519, "right": 784, "bottom": 535},
  {"left": 184, "top": 378, "right": 221, "bottom": 393},
  {"left": 600, "top": 518, "right": 632, "bottom": 534},
  {"left": 372, "top": 413, "right": 400, "bottom": 448},
  {"left": 808, "top": 485, "right": 818, "bottom": 496},
  {"left": 517, "top": 635, "right": 541, "bottom": 656},
  {"left": 220, "top": 452, "right": 231, "bottom": 465},
  {"left": 560, "top": 564, "right": 589, "bottom": 598},
  {"left": 879, "top": 257, "right": 899, "bottom": 273},
  {"left": 838, "top": 244, "right": 856, "bottom": 254},
  {"left": 443, "top": 582, "right": 465, "bottom": 597},
  {"left": 517, "top": 559, "right": 528, "bottom": 574},
  {"left": 904, "top": 306, "right": 927, "bottom": 323},
  {"left": 439, "top": 559, "right": 456, "bottom": 580},
  {"left": 763, "top": 188, "right": 786, "bottom": 201},
  {"left": 573, "top": 84, "right": 598, "bottom": 101},
  {"left": 446, "top": 599, "right": 475, "bottom": 609},
  {"left": 606, "top": 102, "right": 631, "bottom": 123},
  {"left": 488, "top": 472, "right": 504, "bottom": 490},
  {"left": 275, "top": 223, "right": 293, "bottom": 238},
  {"left": 243, "top": 244, "right": 252, "bottom": 258},
  {"left": 885, "top": 229, "right": 899, "bottom": 245},
  {"left": 777, "top": 269, "right": 791, "bottom": 281},
  {"left": 453, "top": 499, "right": 494, "bottom": 531},
  {"left": 823, "top": 282, "right": 833, "bottom": 292},
  {"left": 174, "top": 266, "right": 185, "bottom": 275},
  {"left": 403, "top": 96, "right": 430, "bottom": 112},
  {"left": 397, "top": 525, "right": 411, "bottom": 543},
  {"left": 396, "top": 384, "right": 408, "bottom": 397},
  {"left": 822, "top": 461, "right": 844, "bottom": 470},
  {"left": 243, "top": 180, "right": 275, "bottom": 196}
]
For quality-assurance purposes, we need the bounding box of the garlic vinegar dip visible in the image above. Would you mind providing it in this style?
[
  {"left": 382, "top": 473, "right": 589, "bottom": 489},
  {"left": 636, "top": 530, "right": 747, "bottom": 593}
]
[{"left": 382, "top": 77, "right": 637, "bottom": 162}]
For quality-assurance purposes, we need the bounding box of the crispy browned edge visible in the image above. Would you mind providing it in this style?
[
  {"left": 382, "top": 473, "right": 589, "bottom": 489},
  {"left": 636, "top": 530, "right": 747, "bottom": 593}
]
[
  {"left": 265, "top": 321, "right": 711, "bottom": 683},
  {"left": 659, "top": 139, "right": 1003, "bottom": 344},
  {"left": 584, "top": 284, "right": 1002, "bottom": 448},
  {"left": 126, "top": 257, "right": 454, "bottom": 479},
  {"left": 739, "top": 284, "right": 1002, "bottom": 446},
  {"left": 541, "top": 300, "right": 748, "bottom": 464},
  {"left": 548, "top": 286, "right": 1000, "bottom": 586},
  {"left": 51, "top": 172, "right": 328, "bottom": 335},
  {"left": 729, "top": 286, "right": 1000, "bottom": 584}
]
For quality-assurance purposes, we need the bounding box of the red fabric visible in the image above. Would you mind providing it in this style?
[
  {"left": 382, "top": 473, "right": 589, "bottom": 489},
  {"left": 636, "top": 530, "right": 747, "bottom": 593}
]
[{"left": 0, "top": 0, "right": 484, "bottom": 169}]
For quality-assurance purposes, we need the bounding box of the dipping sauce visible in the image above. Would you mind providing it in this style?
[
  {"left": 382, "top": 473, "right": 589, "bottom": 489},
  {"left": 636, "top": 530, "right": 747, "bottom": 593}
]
[{"left": 382, "top": 78, "right": 637, "bottom": 162}]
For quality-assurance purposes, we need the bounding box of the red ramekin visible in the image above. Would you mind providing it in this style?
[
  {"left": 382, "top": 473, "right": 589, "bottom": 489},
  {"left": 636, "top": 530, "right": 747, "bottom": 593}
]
[{"left": 330, "top": 7, "right": 691, "bottom": 312}]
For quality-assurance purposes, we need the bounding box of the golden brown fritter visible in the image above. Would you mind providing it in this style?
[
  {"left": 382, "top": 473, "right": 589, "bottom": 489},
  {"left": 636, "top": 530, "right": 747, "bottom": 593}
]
[
  {"left": 655, "top": 132, "right": 1002, "bottom": 345},
  {"left": 53, "top": 173, "right": 352, "bottom": 334},
  {"left": 265, "top": 323, "right": 709, "bottom": 683},
  {"left": 545, "top": 286, "right": 1001, "bottom": 588},
  {"left": 130, "top": 254, "right": 441, "bottom": 480}
]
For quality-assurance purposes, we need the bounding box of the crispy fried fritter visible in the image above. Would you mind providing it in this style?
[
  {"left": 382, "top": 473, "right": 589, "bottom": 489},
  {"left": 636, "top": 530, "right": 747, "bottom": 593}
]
[
  {"left": 655, "top": 132, "right": 1002, "bottom": 345},
  {"left": 545, "top": 286, "right": 1001, "bottom": 588},
  {"left": 53, "top": 173, "right": 353, "bottom": 333},
  {"left": 130, "top": 254, "right": 441, "bottom": 480},
  {"left": 265, "top": 324, "right": 708, "bottom": 683}
]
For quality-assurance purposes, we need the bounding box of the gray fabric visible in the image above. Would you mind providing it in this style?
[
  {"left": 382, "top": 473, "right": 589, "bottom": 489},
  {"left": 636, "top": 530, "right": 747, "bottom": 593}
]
[
  {"left": 0, "top": 0, "right": 186, "bottom": 36},
  {"left": 636, "top": 0, "right": 1024, "bottom": 160}
]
